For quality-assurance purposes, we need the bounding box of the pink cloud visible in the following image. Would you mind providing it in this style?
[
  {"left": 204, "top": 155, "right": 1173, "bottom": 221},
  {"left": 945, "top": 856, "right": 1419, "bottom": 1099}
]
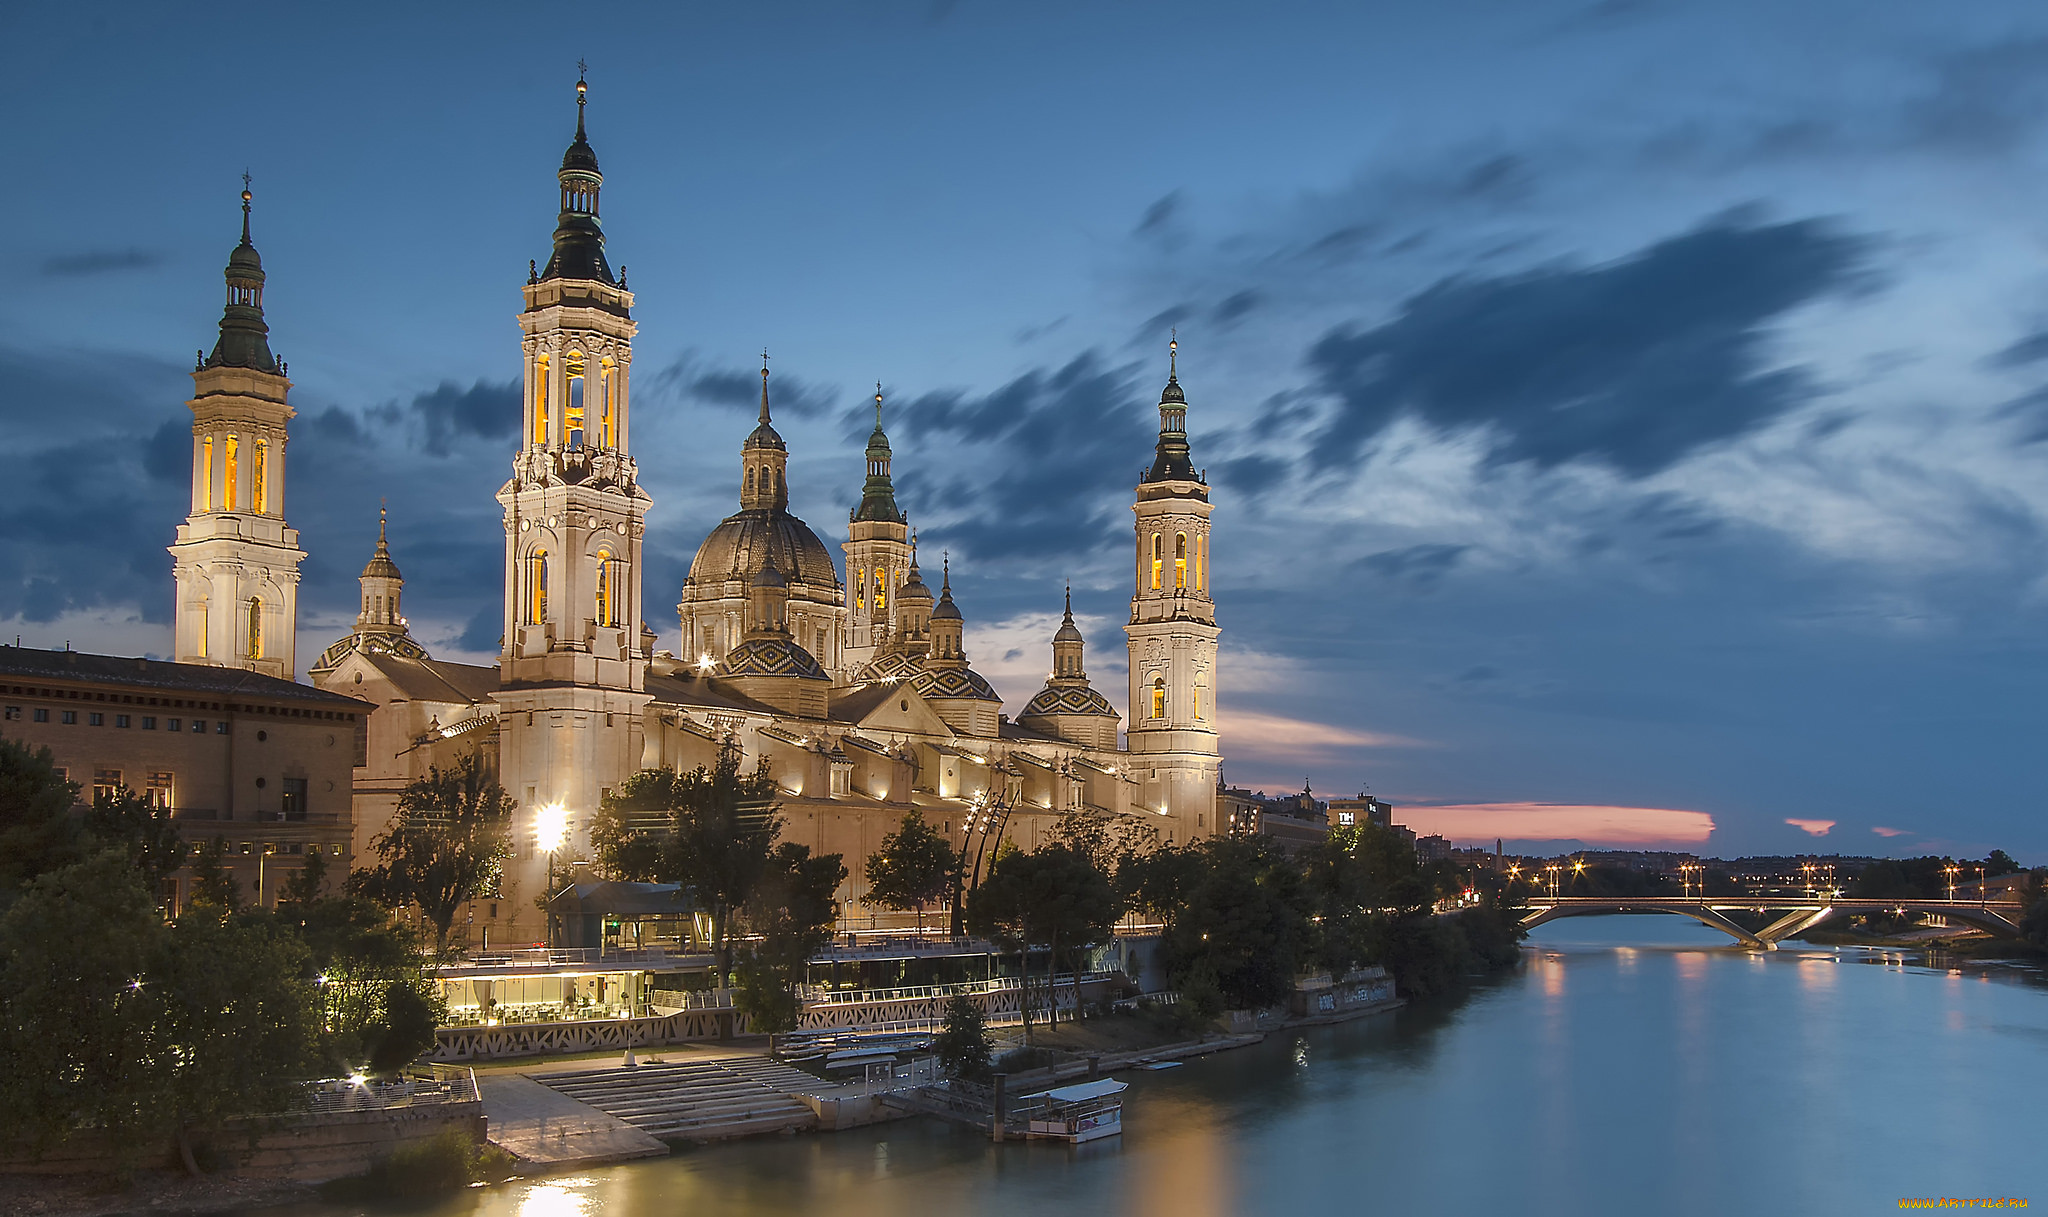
[
  {"left": 1219, "top": 710, "right": 1422, "bottom": 758},
  {"left": 1397, "top": 802, "right": 1715, "bottom": 846},
  {"left": 1870, "top": 826, "right": 1908, "bottom": 838},
  {"left": 1786, "top": 818, "right": 1836, "bottom": 837}
]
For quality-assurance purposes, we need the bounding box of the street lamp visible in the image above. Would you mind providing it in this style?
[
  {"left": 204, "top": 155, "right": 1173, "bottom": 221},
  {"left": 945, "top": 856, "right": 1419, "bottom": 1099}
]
[
  {"left": 534, "top": 803, "right": 571, "bottom": 946},
  {"left": 1944, "top": 864, "right": 1960, "bottom": 904}
]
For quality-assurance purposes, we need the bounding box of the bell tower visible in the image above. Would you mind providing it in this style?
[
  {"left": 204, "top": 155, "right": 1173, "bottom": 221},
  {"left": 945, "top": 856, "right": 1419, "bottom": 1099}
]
[
  {"left": 1124, "top": 337, "right": 1221, "bottom": 840},
  {"left": 169, "top": 183, "right": 305, "bottom": 678},
  {"left": 842, "top": 385, "right": 912, "bottom": 676},
  {"left": 494, "top": 74, "right": 653, "bottom": 857}
]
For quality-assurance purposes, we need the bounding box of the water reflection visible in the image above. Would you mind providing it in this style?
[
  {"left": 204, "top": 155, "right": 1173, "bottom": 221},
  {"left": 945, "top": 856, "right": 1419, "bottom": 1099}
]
[{"left": 257, "top": 918, "right": 2048, "bottom": 1217}]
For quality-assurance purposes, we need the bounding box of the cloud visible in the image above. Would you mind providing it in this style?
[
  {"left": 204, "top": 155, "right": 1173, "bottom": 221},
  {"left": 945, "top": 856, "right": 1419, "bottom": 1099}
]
[
  {"left": 39, "top": 248, "right": 162, "bottom": 276},
  {"left": 652, "top": 354, "right": 841, "bottom": 419},
  {"left": 1356, "top": 543, "right": 1468, "bottom": 591},
  {"left": 1305, "top": 216, "right": 1872, "bottom": 477},
  {"left": 1871, "top": 826, "right": 1909, "bottom": 838},
  {"left": 1785, "top": 818, "right": 1836, "bottom": 837},
  {"left": 411, "top": 378, "right": 520, "bottom": 456},
  {"left": 1220, "top": 708, "right": 1421, "bottom": 759},
  {"left": 1399, "top": 802, "right": 1715, "bottom": 846},
  {"left": 1135, "top": 192, "right": 1182, "bottom": 237}
]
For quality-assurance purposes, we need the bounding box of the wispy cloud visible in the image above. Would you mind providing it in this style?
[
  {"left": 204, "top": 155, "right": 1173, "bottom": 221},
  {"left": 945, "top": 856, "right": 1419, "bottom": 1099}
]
[
  {"left": 39, "top": 248, "right": 161, "bottom": 277},
  {"left": 1786, "top": 818, "right": 1836, "bottom": 837},
  {"left": 1400, "top": 802, "right": 1716, "bottom": 846},
  {"left": 1871, "top": 825, "right": 1909, "bottom": 838}
]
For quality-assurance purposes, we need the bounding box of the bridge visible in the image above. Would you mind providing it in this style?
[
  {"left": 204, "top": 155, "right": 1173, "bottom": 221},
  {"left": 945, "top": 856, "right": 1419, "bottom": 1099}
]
[{"left": 1520, "top": 896, "right": 2028, "bottom": 950}]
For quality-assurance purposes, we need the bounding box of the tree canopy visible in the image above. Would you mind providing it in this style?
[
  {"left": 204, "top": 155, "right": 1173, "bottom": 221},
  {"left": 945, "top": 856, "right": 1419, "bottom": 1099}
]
[
  {"left": 349, "top": 751, "right": 515, "bottom": 956},
  {"left": 862, "top": 809, "right": 958, "bottom": 932}
]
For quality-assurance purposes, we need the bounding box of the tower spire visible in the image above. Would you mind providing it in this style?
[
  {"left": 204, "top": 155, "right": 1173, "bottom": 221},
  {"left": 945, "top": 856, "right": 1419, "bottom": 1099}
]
[
  {"left": 540, "top": 69, "right": 615, "bottom": 285},
  {"left": 1144, "top": 333, "right": 1196, "bottom": 483},
  {"left": 204, "top": 178, "right": 278, "bottom": 373},
  {"left": 759, "top": 349, "right": 773, "bottom": 425}
]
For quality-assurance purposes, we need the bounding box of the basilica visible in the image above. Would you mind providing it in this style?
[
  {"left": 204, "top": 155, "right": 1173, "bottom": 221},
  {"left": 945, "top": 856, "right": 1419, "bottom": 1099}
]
[{"left": 169, "top": 82, "right": 1223, "bottom": 944}]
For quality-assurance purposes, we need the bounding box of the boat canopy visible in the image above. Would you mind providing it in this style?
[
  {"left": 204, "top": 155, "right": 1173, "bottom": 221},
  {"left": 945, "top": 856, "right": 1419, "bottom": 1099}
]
[{"left": 1037, "top": 1078, "right": 1129, "bottom": 1103}]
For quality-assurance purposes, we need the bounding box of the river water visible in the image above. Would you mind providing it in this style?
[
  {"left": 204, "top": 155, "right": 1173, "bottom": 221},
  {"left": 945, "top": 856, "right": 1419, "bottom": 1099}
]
[{"left": 273, "top": 917, "right": 2048, "bottom": 1217}]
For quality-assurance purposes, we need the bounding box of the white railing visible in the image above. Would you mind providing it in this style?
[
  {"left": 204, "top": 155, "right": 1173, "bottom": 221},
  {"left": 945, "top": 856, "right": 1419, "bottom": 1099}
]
[
  {"left": 800, "top": 972, "right": 1115, "bottom": 1006},
  {"left": 297, "top": 1064, "right": 479, "bottom": 1115}
]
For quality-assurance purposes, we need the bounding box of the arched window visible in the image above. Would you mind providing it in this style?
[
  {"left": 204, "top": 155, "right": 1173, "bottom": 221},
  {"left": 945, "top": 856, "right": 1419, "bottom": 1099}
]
[
  {"left": 252, "top": 439, "right": 268, "bottom": 514},
  {"left": 599, "top": 357, "right": 617, "bottom": 448},
  {"left": 564, "top": 351, "right": 586, "bottom": 448},
  {"left": 533, "top": 353, "right": 551, "bottom": 446},
  {"left": 247, "top": 598, "right": 263, "bottom": 660},
  {"left": 1150, "top": 534, "right": 1162, "bottom": 590},
  {"left": 1196, "top": 534, "right": 1206, "bottom": 590},
  {"left": 201, "top": 436, "right": 214, "bottom": 512},
  {"left": 224, "top": 434, "right": 239, "bottom": 512},
  {"left": 746, "top": 468, "right": 756, "bottom": 494},
  {"left": 1151, "top": 676, "right": 1166, "bottom": 720},
  {"left": 525, "top": 551, "right": 549, "bottom": 624},
  {"left": 595, "top": 549, "right": 618, "bottom": 627},
  {"left": 875, "top": 567, "right": 887, "bottom": 612},
  {"left": 1175, "top": 533, "right": 1188, "bottom": 589}
]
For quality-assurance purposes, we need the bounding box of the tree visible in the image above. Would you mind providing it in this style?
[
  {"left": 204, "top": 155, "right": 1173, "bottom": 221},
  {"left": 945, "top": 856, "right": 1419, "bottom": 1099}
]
[
  {"left": 863, "top": 809, "right": 958, "bottom": 934},
  {"left": 0, "top": 739, "right": 83, "bottom": 907},
  {"left": 280, "top": 848, "right": 329, "bottom": 908},
  {"left": 287, "top": 894, "right": 443, "bottom": 1075},
  {"left": 1159, "top": 837, "right": 1311, "bottom": 1012},
  {"left": 590, "top": 748, "right": 783, "bottom": 980},
  {"left": 732, "top": 843, "right": 846, "bottom": 1047},
  {"left": 187, "top": 838, "right": 241, "bottom": 911},
  {"left": 349, "top": 751, "right": 515, "bottom": 956},
  {"left": 934, "top": 994, "right": 993, "bottom": 1082},
  {"left": 86, "top": 783, "right": 188, "bottom": 895},
  {"left": 968, "top": 844, "right": 1119, "bottom": 1037}
]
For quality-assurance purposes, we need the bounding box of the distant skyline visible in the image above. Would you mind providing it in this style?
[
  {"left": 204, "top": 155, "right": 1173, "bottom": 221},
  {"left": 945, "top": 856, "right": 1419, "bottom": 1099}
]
[{"left": 6, "top": 2, "right": 2048, "bottom": 859}]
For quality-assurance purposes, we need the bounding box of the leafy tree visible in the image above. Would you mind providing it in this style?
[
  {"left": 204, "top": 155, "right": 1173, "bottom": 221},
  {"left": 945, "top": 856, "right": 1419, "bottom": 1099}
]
[
  {"left": 187, "top": 837, "right": 241, "bottom": 911},
  {"left": 0, "top": 739, "right": 83, "bottom": 906},
  {"left": 280, "top": 847, "right": 330, "bottom": 908},
  {"left": 1160, "top": 837, "right": 1311, "bottom": 1012},
  {"left": 349, "top": 751, "right": 515, "bottom": 956},
  {"left": 590, "top": 748, "right": 783, "bottom": 979},
  {"left": 86, "top": 783, "right": 188, "bottom": 894},
  {"left": 733, "top": 843, "right": 846, "bottom": 1046},
  {"left": 1984, "top": 849, "right": 2022, "bottom": 879},
  {"left": 968, "top": 844, "right": 1119, "bottom": 1036},
  {"left": 863, "top": 809, "right": 958, "bottom": 933},
  {"left": 934, "top": 994, "right": 993, "bottom": 1082},
  {"left": 287, "top": 894, "right": 443, "bottom": 1075}
]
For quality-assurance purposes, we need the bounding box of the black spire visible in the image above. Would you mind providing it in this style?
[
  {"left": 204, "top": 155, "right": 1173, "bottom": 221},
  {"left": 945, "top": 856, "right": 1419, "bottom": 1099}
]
[
  {"left": 203, "top": 179, "right": 279, "bottom": 373},
  {"left": 744, "top": 349, "right": 786, "bottom": 452},
  {"left": 1144, "top": 331, "right": 1197, "bottom": 483},
  {"left": 854, "top": 382, "right": 907, "bottom": 523},
  {"left": 540, "top": 70, "right": 616, "bottom": 285}
]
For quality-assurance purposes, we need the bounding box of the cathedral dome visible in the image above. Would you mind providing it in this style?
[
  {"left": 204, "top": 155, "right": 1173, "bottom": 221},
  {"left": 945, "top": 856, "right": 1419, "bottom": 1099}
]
[
  {"left": 687, "top": 509, "right": 842, "bottom": 592},
  {"left": 922, "top": 666, "right": 1001, "bottom": 702}
]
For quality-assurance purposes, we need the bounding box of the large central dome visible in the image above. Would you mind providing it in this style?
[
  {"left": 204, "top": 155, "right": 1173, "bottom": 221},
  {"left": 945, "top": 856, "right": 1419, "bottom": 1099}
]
[{"left": 687, "top": 508, "right": 840, "bottom": 590}]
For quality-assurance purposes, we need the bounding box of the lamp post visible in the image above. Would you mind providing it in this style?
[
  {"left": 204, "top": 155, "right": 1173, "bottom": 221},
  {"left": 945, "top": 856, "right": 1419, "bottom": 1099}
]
[
  {"left": 1944, "top": 864, "right": 1959, "bottom": 904},
  {"left": 534, "top": 803, "right": 571, "bottom": 947},
  {"left": 256, "top": 843, "right": 277, "bottom": 908}
]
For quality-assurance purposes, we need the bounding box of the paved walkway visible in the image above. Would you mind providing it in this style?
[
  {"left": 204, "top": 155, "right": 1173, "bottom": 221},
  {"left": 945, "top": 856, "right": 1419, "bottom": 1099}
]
[{"left": 478, "top": 1073, "right": 669, "bottom": 1170}]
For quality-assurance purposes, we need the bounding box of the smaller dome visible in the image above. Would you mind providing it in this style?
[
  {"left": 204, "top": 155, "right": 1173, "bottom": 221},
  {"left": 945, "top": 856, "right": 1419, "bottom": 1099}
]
[
  {"left": 744, "top": 420, "right": 786, "bottom": 452},
  {"left": 361, "top": 551, "right": 401, "bottom": 581},
  {"left": 228, "top": 242, "right": 264, "bottom": 276},
  {"left": 561, "top": 127, "right": 600, "bottom": 174},
  {"left": 723, "top": 637, "right": 827, "bottom": 681},
  {"left": 1022, "top": 685, "right": 1118, "bottom": 718},
  {"left": 1160, "top": 374, "right": 1185, "bottom": 405},
  {"left": 922, "top": 667, "right": 1001, "bottom": 702},
  {"left": 856, "top": 652, "right": 925, "bottom": 685},
  {"left": 901, "top": 565, "right": 934, "bottom": 604},
  {"left": 930, "top": 592, "right": 962, "bottom": 621}
]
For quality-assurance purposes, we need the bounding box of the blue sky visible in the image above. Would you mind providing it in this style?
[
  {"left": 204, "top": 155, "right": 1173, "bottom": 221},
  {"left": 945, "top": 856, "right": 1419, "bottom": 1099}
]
[{"left": 6, "top": 1, "right": 2048, "bottom": 859}]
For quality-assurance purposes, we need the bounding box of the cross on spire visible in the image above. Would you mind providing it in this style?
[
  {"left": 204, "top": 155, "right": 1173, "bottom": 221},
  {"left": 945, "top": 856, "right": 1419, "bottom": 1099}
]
[
  {"left": 1169, "top": 328, "right": 1178, "bottom": 379},
  {"left": 758, "top": 348, "right": 772, "bottom": 424}
]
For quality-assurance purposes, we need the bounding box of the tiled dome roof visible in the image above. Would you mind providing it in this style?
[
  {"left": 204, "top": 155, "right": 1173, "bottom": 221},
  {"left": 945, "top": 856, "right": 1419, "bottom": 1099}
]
[
  {"left": 1022, "top": 685, "right": 1118, "bottom": 718},
  {"left": 722, "top": 637, "right": 827, "bottom": 681}
]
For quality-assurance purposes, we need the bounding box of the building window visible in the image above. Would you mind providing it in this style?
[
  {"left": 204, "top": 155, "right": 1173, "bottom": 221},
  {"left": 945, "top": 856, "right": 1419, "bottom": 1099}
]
[
  {"left": 201, "top": 435, "right": 214, "bottom": 512},
  {"left": 248, "top": 598, "right": 263, "bottom": 660},
  {"left": 93, "top": 769, "right": 122, "bottom": 803},
  {"left": 1151, "top": 677, "right": 1165, "bottom": 720},
  {"left": 60, "top": 710, "right": 77, "bottom": 725},
  {"left": 1150, "top": 533, "right": 1162, "bottom": 590},
  {"left": 224, "top": 434, "right": 239, "bottom": 512},
  {"left": 88, "top": 712, "right": 104, "bottom": 727},
  {"left": 146, "top": 772, "right": 174, "bottom": 809},
  {"left": 141, "top": 716, "right": 156, "bottom": 730},
  {"left": 252, "top": 439, "right": 269, "bottom": 514},
  {"left": 2, "top": 706, "right": 17, "bottom": 720},
  {"left": 595, "top": 550, "right": 620, "bottom": 627},
  {"left": 1197, "top": 534, "right": 1206, "bottom": 591},
  {"left": 281, "top": 777, "right": 307, "bottom": 822},
  {"left": 167, "top": 717, "right": 181, "bottom": 731},
  {"left": 193, "top": 719, "right": 207, "bottom": 733},
  {"left": 33, "top": 708, "right": 48, "bottom": 723},
  {"left": 600, "top": 356, "right": 617, "bottom": 448},
  {"left": 115, "top": 715, "right": 130, "bottom": 728},
  {"left": 533, "top": 352, "right": 551, "bottom": 445},
  {"left": 565, "top": 350, "right": 586, "bottom": 448},
  {"left": 525, "top": 551, "right": 549, "bottom": 624},
  {"left": 215, "top": 721, "right": 229, "bottom": 735},
  {"left": 1175, "top": 533, "right": 1188, "bottom": 589},
  {"left": 875, "top": 568, "right": 887, "bottom": 613}
]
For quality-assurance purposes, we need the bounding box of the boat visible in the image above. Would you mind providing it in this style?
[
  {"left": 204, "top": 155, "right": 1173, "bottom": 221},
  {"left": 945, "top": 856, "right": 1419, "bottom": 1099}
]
[{"left": 1025, "top": 1078, "right": 1129, "bottom": 1143}]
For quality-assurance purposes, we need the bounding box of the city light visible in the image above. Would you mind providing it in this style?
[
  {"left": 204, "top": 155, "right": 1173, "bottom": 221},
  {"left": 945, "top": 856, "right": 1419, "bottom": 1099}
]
[
  {"left": 534, "top": 802, "right": 571, "bottom": 855},
  {"left": 696, "top": 652, "right": 715, "bottom": 672}
]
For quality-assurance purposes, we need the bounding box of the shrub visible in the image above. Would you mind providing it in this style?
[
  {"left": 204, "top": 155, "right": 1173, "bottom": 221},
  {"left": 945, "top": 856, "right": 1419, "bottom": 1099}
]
[
  {"left": 320, "top": 1128, "right": 501, "bottom": 1203},
  {"left": 934, "top": 995, "right": 993, "bottom": 1082}
]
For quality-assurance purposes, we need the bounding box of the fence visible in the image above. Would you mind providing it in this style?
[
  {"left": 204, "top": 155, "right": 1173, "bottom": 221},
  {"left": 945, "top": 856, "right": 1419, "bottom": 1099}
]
[{"left": 296, "top": 1064, "right": 479, "bottom": 1116}]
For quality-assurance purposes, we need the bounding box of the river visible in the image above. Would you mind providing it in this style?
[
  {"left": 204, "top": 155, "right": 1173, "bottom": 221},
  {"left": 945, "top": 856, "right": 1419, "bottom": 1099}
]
[{"left": 268, "top": 917, "right": 2048, "bottom": 1217}]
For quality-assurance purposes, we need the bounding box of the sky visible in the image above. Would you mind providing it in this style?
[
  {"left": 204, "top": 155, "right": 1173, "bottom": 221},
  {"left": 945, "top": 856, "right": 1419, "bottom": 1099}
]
[{"left": 5, "top": 1, "right": 2047, "bottom": 860}]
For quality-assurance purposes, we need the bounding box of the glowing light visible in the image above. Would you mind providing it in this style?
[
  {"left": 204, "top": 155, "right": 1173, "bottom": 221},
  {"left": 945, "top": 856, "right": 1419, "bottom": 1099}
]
[
  {"left": 534, "top": 803, "right": 571, "bottom": 855},
  {"left": 348, "top": 1072, "right": 368, "bottom": 1087},
  {"left": 696, "top": 652, "right": 715, "bottom": 672}
]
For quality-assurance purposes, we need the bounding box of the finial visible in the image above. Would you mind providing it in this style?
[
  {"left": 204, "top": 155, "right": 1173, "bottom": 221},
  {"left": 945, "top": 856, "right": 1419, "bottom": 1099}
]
[
  {"left": 575, "top": 64, "right": 588, "bottom": 138},
  {"left": 529, "top": 258, "right": 538, "bottom": 285},
  {"left": 1064, "top": 583, "right": 1072, "bottom": 618},
  {"left": 910, "top": 528, "right": 919, "bottom": 566},
  {"left": 618, "top": 263, "right": 627, "bottom": 288},
  {"left": 942, "top": 551, "right": 951, "bottom": 591},
  {"left": 239, "top": 171, "right": 253, "bottom": 245},
  {"left": 875, "top": 381, "right": 884, "bottom": 428},
  {"left": 1168, "top": 328, "right": 1178, "bottom": 380},
  {"left": 759, "top": 348, "right": 772, "bottom": 424},
  {"left": 378, "top": 499, "right": 388, "bottom": 546}
]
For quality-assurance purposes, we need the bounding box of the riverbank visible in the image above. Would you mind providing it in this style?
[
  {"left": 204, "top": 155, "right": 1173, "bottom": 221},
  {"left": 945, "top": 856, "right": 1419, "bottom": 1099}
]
[{"left": 0, "top": 1171, "right": 317, "bottom": 1217}]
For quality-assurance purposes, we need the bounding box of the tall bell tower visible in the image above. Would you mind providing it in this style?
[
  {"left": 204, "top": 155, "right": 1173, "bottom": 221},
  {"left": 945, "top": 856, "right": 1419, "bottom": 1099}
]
[
  {"left": 842, "top": 386, "right": 912, "bottom": 678},
  {"left": 1124, "top": 337, "right": 1220, "bottom": 840},
  {"left": 170, "top": 184, "right": 305, "bottom": 678},
  {"left": 494, "top": 75, "right": 652, "bottom": 847}
]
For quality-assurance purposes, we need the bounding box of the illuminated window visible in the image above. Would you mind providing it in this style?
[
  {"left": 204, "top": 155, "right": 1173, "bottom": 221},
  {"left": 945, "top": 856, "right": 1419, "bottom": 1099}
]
[
  {"left": 1175, "top": 533, "right": 1188, "bottom": 589},
  {"left": 1150, "top": 534, "right": 1162, "bottom": 590},
  {"left": 224, "top": 434, "right": 239, "bottom": 511},
  {"left": 195, "top": 602, "right": 208, "bottom": 659},
  {"left": 595, "top": 549, "right": 620, "bottom": 627},
  {"left": 93, "top": 769, "right": 123, "bottom": 804},
  {"left": 875, "top": 568, "right": 887, "bottom": 612},
  {"left": 1151, "top": 677, "right": 1166, "bottom": 720},
  {"left": 248, "top": 597, "right": 262, "bottom": 659},
  {"left": 1196, "top": 534, "right": 1206, "bottom": 590},
  {"left": 252, "top": 439, "right": 268, "bottom": 513},
  {"left": 145, "top": 772, "right": 174, "bottom": 810},
  {"left": 533, "top": 353, "right": 551, "bottom": 445},
  {"left": 600, "top": 357, "right": 617, "bottom": 448},
  {"left": 201, "top": 435, "right": 214, "bottom": 511},
  {"left": 565, "top": 351, "right": 586, "bottom": 448},
  {"left": 525, "top": 551, "right": 549, "bottom": 624}
]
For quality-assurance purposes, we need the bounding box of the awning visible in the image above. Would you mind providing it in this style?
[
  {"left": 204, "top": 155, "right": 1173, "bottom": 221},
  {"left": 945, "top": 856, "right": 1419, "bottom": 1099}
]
[{"left": 1035, "top": 1078, "right": 1129, "bottom": 1103}]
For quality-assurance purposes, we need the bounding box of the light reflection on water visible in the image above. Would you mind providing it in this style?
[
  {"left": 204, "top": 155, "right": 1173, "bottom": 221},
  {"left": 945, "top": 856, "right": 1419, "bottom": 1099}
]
[{"left": 260, "top": 917, "right": 2048, "bottom": 1217}]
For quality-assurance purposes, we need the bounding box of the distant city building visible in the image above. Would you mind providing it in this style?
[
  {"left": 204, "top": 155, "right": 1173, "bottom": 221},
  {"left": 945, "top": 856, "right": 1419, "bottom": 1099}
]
[{"left": 1326, "top": 794, "right": 1392, "bottom": 830}]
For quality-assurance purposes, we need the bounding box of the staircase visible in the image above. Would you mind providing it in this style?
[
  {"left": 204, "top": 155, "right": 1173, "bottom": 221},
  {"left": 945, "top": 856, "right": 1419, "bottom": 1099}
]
[{"left": 537, "top": 1057, "right": 822, "bottom": 1142}]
